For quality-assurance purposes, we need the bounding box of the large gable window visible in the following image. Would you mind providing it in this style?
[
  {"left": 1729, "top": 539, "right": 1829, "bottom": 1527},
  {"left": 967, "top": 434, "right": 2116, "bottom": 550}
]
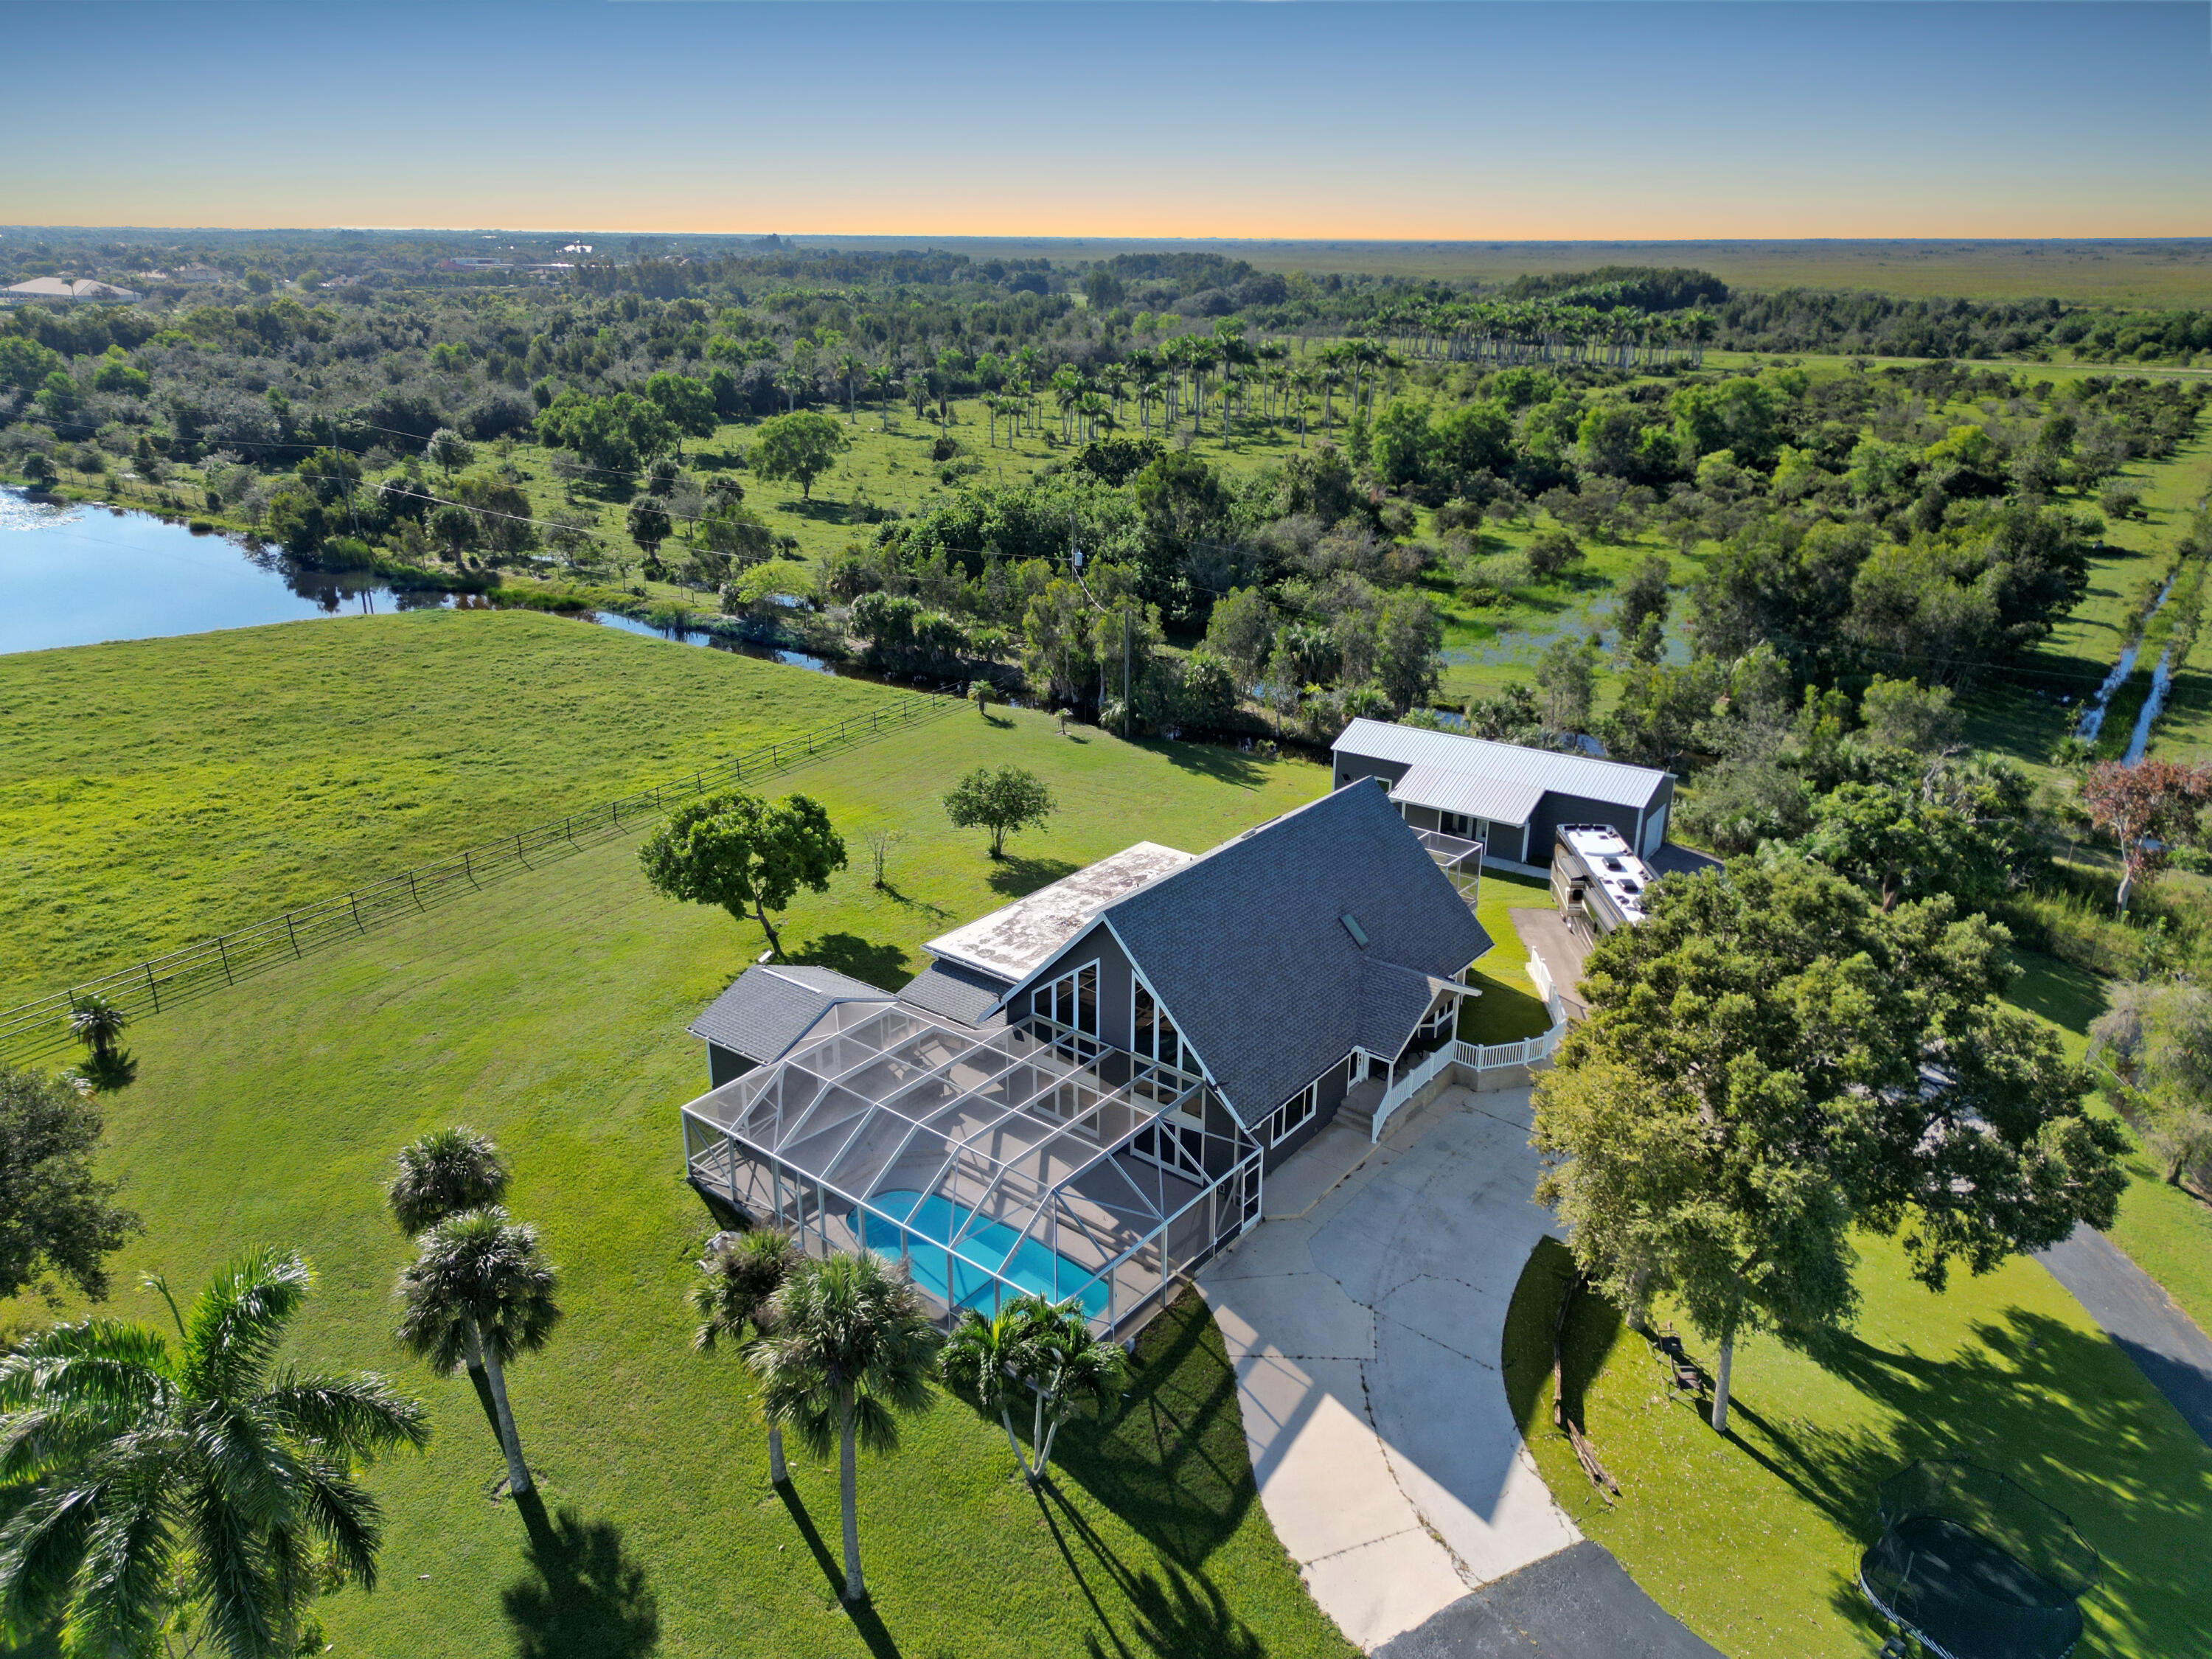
[
  {"left": 1133, "top": 984, "right": 1186, "bottom": 1073},
  {"left": 1037, "top": 960, "right": 1099, "bottom": 1037}
]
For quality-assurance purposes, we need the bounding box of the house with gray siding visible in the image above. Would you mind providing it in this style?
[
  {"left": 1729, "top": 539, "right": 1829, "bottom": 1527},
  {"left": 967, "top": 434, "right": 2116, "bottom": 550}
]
[
  {"left": 1330, "top": 717, "right": 1683, "bottom": 875},
  {"left": 678, "top": 781, "right": 1496, "bottom": 1338}
]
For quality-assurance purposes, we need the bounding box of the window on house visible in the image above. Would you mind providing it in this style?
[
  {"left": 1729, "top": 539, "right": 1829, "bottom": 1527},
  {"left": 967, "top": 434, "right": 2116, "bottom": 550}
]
[
  {"left": 1036, "top": 961, "right": 1099, "bottom": 1037},
  {"left": 1264, "top": 1079, "right": 1319, "bottom": 1146},
  {"left": 1440, "top": 810, "right": 1472, "bottom": 839},
  {"left": 1133, "top": 983, "right": 1186, "bottom": 1072},
  {"left": 1132, "top": 1106, "right": 1207, "bottom": 1180}
]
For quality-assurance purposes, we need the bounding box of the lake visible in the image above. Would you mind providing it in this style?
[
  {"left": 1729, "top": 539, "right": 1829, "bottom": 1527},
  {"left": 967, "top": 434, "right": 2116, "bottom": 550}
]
[
  {"left": 0, "top": 489, "right": 854, "bottom": 673},
  {"left": 0, "top": 488, "right": 454, "bottom": 655}
]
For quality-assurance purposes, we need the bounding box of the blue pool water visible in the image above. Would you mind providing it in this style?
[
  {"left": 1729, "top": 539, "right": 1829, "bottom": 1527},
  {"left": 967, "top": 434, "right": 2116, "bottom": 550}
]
[{"left": 853, "top": 1189, "right": 1110, "bottom": 1320}]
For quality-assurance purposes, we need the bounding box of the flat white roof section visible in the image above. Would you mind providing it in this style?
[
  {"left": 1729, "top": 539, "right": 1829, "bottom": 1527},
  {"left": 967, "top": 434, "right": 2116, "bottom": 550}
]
[
  {"left": 1557, "top": 824, "right": 1657, "bottom": 925},
  {"left": 1388, "top": 763, "right": 1546, "bottom": 827},
  {"left": 1334, "top": 718, "right": 1669, "bottom": 812},
  {"left": 925, "top": 841, "right": 1194, "bottom": 981}
]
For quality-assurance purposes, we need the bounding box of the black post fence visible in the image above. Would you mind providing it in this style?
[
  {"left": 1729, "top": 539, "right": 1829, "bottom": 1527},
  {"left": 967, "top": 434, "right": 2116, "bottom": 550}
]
[{"left": 0, "top": 691, "right": 951, "bottom": 1065}]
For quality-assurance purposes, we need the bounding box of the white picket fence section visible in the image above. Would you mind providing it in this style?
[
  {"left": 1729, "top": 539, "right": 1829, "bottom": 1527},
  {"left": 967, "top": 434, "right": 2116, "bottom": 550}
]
[{"left": 1368, "top": 948, "right": 1571, "bottom": 1144}]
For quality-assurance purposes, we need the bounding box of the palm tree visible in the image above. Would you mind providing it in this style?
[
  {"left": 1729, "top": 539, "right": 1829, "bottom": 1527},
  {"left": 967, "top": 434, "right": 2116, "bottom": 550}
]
[
  {"left": 838, "top": 352, "right": 865, "bottom": 422},
  {"left": 940, "top": 1295, "right": 1126, "bottom": 1485},
  {"left": 750, "top": 1253, "right": 938, "bottom": 1601},
  {"left": 386, "top": 1126, "right": 509, "bottom": 1236},
  {"left": 386, "top": 1127, "right": 510, "bottom": 1422},
  {"left": 692, "top": 1230, "right": 804, "bottom": 1483},
  {"left": 394, "top": 1207, "right": 561, "bottom": 1497},
  {"left": 0, "top": 1248, "right": 428, "bottom": 1659},
  {"left": 66, "top": 991, "right": 137, "bottom": 1093},
  {"left": 868, "top": 362, "right": 895, "bottom": 429}
]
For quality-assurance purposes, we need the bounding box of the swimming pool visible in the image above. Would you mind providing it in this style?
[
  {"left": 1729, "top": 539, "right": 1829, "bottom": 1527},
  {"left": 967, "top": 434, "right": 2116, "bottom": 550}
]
[{"left": 852, "top": 1189, "right": 1110, "bottom": 1320}]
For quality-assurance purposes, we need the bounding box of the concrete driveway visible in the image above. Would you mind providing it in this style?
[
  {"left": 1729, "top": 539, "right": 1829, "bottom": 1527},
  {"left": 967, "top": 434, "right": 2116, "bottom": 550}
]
[{"left": 1199, "top": 1084, "right": 1581, "bottom": 1651}]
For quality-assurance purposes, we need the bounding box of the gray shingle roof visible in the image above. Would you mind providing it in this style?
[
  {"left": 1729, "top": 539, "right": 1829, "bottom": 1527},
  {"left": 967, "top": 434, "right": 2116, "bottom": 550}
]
[
  {"left": 687, "top": 965, "right": 891, "bottom": 1063},
  {"left": 1334, "top": 718, "right": 1668, "bottom": 811},
  {"left": 1103, "top": 780, "right": 1492, "bottom": 1121},
  {"left": 896, "top": 960, "right": 1012, "bottom": 1029}
]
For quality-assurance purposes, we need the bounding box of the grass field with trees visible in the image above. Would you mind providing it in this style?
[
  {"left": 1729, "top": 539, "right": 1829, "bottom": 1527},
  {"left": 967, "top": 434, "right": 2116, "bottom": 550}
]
[
  {"left": 9, "top": 232, "right": 2212, "bottom": 1658},
  {"left": 1503, "top": 1234, "right": 2211, "bottom": 1659},
  {"left": 0, "top": 616, "right": 1353, "bottom": 1659}
]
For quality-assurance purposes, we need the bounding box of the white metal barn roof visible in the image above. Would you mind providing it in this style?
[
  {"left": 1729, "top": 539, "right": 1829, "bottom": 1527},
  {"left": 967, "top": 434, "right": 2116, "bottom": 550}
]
[
  {"left": 1386, "top": 763, "right": 1548, "bottom": 827},
  {"left": 1333, "top": 719, "right": 1669, "bottom": 812}
]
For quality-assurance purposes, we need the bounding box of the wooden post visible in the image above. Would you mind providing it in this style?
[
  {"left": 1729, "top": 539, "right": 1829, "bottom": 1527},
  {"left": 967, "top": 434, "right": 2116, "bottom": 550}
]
[
  {"left": 218, "top": 936, "right": 233, "bottom": 987},
  {"left": 350, "top": 893, "right": 364, "bottom": 935},
  {"left": 286, "top": 914, "right": 299, "bottom": 958},
  {"left": 145, "top": 962, "right": 159, "bottom": 1013}
]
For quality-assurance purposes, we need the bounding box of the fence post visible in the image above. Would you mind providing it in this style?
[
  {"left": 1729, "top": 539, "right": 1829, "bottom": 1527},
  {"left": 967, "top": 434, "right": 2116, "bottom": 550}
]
[
  {"left": 218, "top": 936, "right": 233, "bottom": 987},
  {"left": 286, "top": 914, "right": 299, "bottom": 958},
  {"left": 350, "top": 893, "right": 364, "bottom": 935},
  {"left": 145, "top": 962, "right": 160, "bottom": 1013},
  {"left": 464, "top": 850, "right": 475, "bottom": 887},
  {"left": 408, "top": 870, "right": 420, "bottom": 909}
]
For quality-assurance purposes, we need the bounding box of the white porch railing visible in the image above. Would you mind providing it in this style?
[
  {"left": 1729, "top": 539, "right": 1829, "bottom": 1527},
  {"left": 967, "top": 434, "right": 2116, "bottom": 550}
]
[{"left": 1368, "top": 949, "right": 1571, "bottom": 1144}]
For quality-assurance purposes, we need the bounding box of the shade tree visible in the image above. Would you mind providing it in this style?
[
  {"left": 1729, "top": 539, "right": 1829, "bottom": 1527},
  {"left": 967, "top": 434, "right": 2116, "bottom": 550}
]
[
  {"left": 943, "top": 764, "right": 1056, "bottom": 859},
  {"left": 638, "top": 790, "right": 847, "bottom": 956},
  {"left": 1534, "top": 853, "right": 2125, "bottom": 1433}
]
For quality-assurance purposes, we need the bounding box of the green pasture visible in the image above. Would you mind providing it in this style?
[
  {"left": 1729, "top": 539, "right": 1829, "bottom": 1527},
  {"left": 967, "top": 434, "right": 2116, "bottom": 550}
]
[
  {"left": 1, "top": 617, "right": 1352, "bottom": 1658},
  {"left": 1503, "top": 1230, "right": 2212, "bottom": 1659},
  {"left": 0, "top": 609, "right": 894, "bottom": 1006}
]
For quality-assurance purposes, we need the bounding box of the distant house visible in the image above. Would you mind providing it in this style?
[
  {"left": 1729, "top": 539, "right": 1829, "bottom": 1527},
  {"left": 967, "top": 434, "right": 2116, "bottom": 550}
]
[
  {"left": 1330, "top": 717, "right": 1686, "bottom": 874},
  {"left": 676, "top": 781, "right": 1492, "bottom": 1338},
  {"left": 174, "top": 263, "right": 222, "bottom": 285},
  {"left": 2, "top": 277, "right": 142, "bottom": 305}
]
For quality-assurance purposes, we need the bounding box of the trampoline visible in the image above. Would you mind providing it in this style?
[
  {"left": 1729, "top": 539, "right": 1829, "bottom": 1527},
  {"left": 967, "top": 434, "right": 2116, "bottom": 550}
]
[{"left": 1858, "top": 1462, "right": 2099, "bottom": 1659}]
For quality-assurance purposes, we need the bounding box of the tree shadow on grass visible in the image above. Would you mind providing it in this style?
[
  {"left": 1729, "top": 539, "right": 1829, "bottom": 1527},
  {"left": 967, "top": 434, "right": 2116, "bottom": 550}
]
[
  {"left": 874, "top": 883, "right": 953, "bottom": 920},
  {"left": 504, "top": 1492, "right": 660, "bottom": 1659},
  {"left": 1666, "top": 1308, "right": 2206, "bottom": 1657},
  {"left": 774, "top": 1484, "right": 904, "bottom": 1659},
  {"left": 787, "top": 931, "right": 909, "bottom": 990},
  {"left": 2002, "top": 948, "right": 2107, "bottom": 1038},
  {"left": 1038, "top": 1484, "right": 1265, "bottom": 1659},
  {"left": 985, "top": 855, "right": 1079, "bottom": 897},
  {"left": 1144, "top": 740, "right": 1270, "bottom": 790},
  {"left": 1054, "top": 1292, "right": 1254, "bottom": 1571}
]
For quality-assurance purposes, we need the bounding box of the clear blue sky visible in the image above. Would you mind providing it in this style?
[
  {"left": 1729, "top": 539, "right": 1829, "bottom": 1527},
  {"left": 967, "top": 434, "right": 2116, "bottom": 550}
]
[{"left": 7, "top": 2, "right": 2206, "bottom": 237}]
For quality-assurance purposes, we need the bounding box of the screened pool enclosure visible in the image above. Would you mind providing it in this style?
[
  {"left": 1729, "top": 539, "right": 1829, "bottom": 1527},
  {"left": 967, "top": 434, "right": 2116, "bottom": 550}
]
[{"left": 680, "top": 1002, "right": 1262, "bottom": 1338}]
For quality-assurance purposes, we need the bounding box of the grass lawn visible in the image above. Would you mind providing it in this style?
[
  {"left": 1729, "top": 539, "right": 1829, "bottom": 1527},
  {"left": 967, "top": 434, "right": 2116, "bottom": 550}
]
[
  {"left": 1503, "top": 1235, "right": 2212, "bottom": 1659},
  {"left": 1458, "top": 866, "right": 1556, "bottom": 1045},
  {"left": 2003, "top": 947, "right": 2212, "bottom": 1340},
  {"left": 0, "top": 609, "right": 900, "bottom": 1006},
  {"left": 1, "top": 619, "right": 1352, "bottom": 1658}
]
